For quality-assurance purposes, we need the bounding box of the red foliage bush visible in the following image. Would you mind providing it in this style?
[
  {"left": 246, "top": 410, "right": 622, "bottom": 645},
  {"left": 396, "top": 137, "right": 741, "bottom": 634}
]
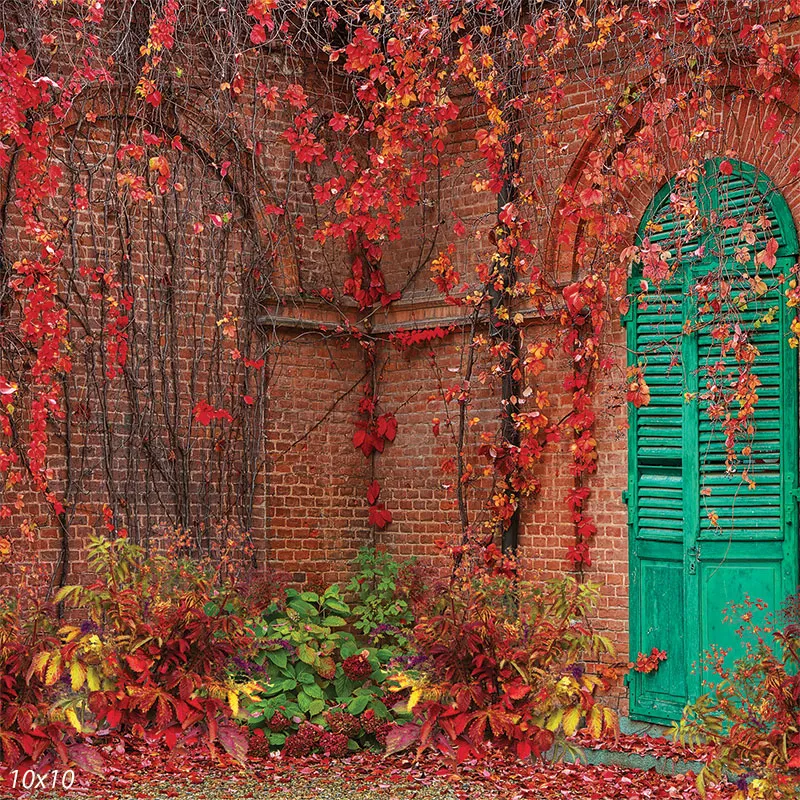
[
  {"left": 342, "top": 653, "right": 373, "bottom": 682},
  {"left": 323, "top": 710, "right": 362, "bottom": 738},
  {"left": 320, "top": 731, "right": 350, "bottom": 757},
  {"left": 387, "top": 544, "right": 618, "bottom": 763},
  {"left": 0, "top": 534, "right": 253, "bottom": 769},
  {"left": 675, "top": 594, "right": 800, "bottom": 798},
  {"left": 0, "top": 597, "right": 71, "bottom": 767},
  {"left": 283, "top": 723, "right": 321, "bottom": 758}
]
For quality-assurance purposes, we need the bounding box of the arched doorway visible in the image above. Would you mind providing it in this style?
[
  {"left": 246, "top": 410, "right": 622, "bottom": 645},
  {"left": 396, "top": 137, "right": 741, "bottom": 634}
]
[{"left": 627, "top": 158, "right": 799, "bottom": 723}]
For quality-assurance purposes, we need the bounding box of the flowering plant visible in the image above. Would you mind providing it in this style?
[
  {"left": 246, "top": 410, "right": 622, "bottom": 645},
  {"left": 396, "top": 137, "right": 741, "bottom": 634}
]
[{"left": 244, "top": 585, "right": 400, "bottom": 751}]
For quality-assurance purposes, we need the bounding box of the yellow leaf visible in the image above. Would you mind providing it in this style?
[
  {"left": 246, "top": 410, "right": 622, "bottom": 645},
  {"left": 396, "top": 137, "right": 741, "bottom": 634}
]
[
  {"left": 556, "top": 675, "right": 574, "bottom": 695},
  {"left": 237, "top": 681, "right": 262, "bottom": 701},
  {"left": 603, "top": 706, "right": 619, "bottom": 736},
  {"left": 696, "top": 768, "right": 707, "bottom": 797},
  {"left": 86, "top": 667, "right": 100, "bottom": 692},
  {"left": 65, "top": 707, "right": 82, "bottom": 733},
  {"left": 55, "top": 585, "right": 80, "bottom": 603},
  {"left": 562, "top": 705, "right": 582, "bottom": 737},
  {"left": 545, "top": 708, "right": 563, "bottom": 732},
  {"left": 45, "top": 652, "right": 62, "bottom": 686},
  {"left": 29, "top": 650, "right": 50, "bottom": 681},
  {"left": 70, "top": 661, "right": 87, "bottom": 692},
  {"left": 407, "top": 688, "right": 423, "bottom": 712},
  {"left": 59, "top": 625, "right": 81, "bottom": 643},
  {"left": 227, "top": 690, "right": 239, "bottom": 717},
  {"left": 387, "top": 673, "right": 414, "bottom": 692}
]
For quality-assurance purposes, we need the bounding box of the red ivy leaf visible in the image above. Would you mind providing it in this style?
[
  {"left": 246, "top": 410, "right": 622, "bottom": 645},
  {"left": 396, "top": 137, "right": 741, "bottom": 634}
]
[
  {"left": 368, "top": 503, "right": 392, "bottom": 529},
  {"left": 353, "top": 428, "right": 368, "bottom": 452},
  {"left": 376, "top": 412, "right": 397, "bottom": 442},
  {"left": 126, "top": 653, "right": 149, "bottom": 673},
  {"left": 366, "top": 480, "right": 381, "bottom": 505},
  {"left": 757, "top": 237, "right": 779, "bottom": 269},
  {"left": 250, "top": 23, "right": 267, "bottom": 44},
  {"left": 193, "top": 400, "right": 233, "bottom": 425},
  {"left": 530, "top": 727, "right": 555, "bottom": 758}
]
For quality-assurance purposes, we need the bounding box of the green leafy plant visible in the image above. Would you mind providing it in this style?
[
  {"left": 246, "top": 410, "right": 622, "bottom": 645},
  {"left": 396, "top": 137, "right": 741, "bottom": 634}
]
[
  {"left": 673, "top": 594, "right": 800, "bottom": 799},
  {"left": 244, "top": 585, "right": 401, "bottom": 752},
  {"left": 346, "top": 548, "right": 421, "bottom": 651},
  {"left": 386, "top": 543, "right": 618, "bottom": 763}
]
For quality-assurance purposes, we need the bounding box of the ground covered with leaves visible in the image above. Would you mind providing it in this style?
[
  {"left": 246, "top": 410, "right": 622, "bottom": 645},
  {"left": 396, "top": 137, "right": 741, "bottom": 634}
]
[{"left": 3, "top": 748, "right": 737, "bottom": 800}]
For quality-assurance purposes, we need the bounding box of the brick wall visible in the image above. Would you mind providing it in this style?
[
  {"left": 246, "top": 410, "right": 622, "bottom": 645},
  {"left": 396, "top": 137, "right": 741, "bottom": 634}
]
[{"left": 5, "top": 8, "right": 800, "bottom": 719}]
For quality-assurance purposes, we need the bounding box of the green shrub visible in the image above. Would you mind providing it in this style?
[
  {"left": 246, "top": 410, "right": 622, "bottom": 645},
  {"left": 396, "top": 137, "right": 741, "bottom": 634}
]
[
  {"left": 346, "top": 547, "right": 421, "bottom": 651},
  {"left": 243, "top": 585, "right": 403, "bottom": 751}
]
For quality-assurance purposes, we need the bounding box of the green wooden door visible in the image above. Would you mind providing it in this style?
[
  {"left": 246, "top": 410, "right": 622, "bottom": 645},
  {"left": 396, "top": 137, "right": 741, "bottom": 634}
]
[{"left": 627, "top": 159, "right": 800, "bottom": 723}]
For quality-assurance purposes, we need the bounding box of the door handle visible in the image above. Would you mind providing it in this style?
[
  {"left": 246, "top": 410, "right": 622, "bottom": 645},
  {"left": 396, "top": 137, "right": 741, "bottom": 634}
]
[
  {"left": 687, "top": 544, "right": 701, "bottom": 574},
  {"left": 787, "top": 487, "right": 800, "bottom": 527}
]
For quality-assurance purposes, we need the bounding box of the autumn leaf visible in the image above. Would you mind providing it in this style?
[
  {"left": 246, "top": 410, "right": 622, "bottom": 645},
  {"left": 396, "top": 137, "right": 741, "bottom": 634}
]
[
  {"left": 366, "top": 479, "right": 381, "bottom": 505},
  {"left": 68, "top": 743, "right": 105, "bottom": 775},
  {"left": 250, "top": 23, "right": 267, "bottom": 44},
  {"left": 562, "top": 705, "right": 582, "bottom": 736},
  {"left": 70, "top": 660, "right": 87, "bottom": 691},
  {"left": 384, "top": 722, "right": 420, "bottom": 756},
  {"left": 756, "top": 237, "right": 779, "bottom": 269},
  {"left": 218, "top": 724, "right": 249, "bottom": 763},
  {"left": 65, "top": 707, "right": 82, "bottom": 733},
  {"left": 368, "top": 502, "right": 392, "bottom": 529},
  {"left": 193, "top": 400, "right": 233, "bottom": 425},
  {"left": 45, "top": 652, "right": 62, "bottom": 686}
]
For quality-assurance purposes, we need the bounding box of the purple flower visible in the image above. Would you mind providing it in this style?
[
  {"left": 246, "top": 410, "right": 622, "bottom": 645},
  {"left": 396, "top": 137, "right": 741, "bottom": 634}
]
[
  {"left": 230, "top": 655, "right": 267, "bottom": 677},
  {"left": 392, "top": 652, "right": 427, "bottom": 670},
  {"left": 566, "top": 663, "right": 584, "bottom": 679},
  {"left": 263, "top": 638, "right": 293, "bottom": 652},
  {"left": 80, "top": 620, "right": 99, "bottom": 634},
  {"left": 368, "top": 623, "right": 400, "bottom": 644}
]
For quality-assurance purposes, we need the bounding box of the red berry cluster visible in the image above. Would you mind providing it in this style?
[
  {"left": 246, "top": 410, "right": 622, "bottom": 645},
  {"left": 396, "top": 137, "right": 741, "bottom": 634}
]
[
  {"left": 283, "top": 722, "right": 321, "bottom": 757},
  {"left": 268, "top": 710, "right": 292, "bottom": 732},
  {"left": 320, "top": 731, "right": 350, "bottom": 758},
  {"left": 342, "top": 653, "right": 372, "bottom": 682},
  {"left": 249, "top": 729, "right": 271, "bottom": 759},
  {"left": 323, "top": 709, "right": 361, "bottom": 737}
]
